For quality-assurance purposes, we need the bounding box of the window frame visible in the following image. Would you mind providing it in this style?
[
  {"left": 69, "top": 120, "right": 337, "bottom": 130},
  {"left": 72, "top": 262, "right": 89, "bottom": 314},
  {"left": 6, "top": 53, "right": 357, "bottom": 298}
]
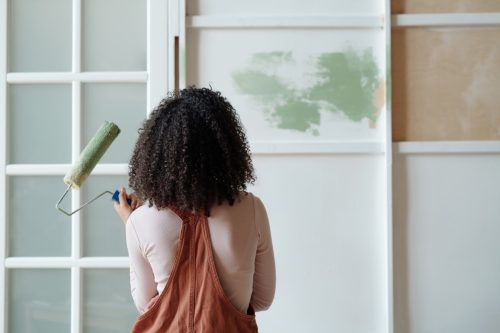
[{"left": 0, "top": 0, "right": 169, "bottom": 332}]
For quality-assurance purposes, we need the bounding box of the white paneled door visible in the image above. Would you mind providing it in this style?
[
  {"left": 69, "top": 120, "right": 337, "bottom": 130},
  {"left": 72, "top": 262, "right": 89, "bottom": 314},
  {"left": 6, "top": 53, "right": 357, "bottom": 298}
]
[{"left": 1, "top": 0, "right": 168, "bottom": 332}]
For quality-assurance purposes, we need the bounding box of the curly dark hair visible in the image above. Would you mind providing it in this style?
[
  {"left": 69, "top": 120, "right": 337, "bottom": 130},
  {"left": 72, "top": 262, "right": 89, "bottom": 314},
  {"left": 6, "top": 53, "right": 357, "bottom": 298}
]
[{"left": 128, "top": 87, "right": 256, "bottom": 216}]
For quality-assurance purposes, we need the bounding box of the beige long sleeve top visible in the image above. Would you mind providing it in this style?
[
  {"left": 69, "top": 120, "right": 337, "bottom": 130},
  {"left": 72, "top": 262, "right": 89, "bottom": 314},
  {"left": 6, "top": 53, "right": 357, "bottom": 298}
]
[{"left": 125, "top": 192, "right": 276, "bottom": 314}]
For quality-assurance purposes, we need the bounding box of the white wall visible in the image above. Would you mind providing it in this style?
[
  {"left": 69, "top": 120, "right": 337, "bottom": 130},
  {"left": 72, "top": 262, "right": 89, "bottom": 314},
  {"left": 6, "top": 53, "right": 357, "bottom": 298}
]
[
  {"left": 249, "top": 154, "right": 388, "bottom": 332},
  {"left": 394, "top": 150, "right": 500, "bottom": 333}
]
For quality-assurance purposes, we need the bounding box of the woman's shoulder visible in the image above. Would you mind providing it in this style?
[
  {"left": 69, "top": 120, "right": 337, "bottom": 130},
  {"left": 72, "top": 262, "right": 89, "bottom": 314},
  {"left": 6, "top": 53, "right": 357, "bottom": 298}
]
[
  {"left": 236, "top": 190, "right": 253, "bottom": 203},
  {"left": 127, "top": 204, "right": 183, "bottom": 244},
  {"left": 231, "top": 191, "right": 268, "bottom": 211},
  {"left": 217, "top": 190, "right": 256, "bottom": 208},
  {"left": 210, "top": 191, "right": 268, "bottom": 220},
  {"left": 128, "top": 192, "right": 265, "bottom": 221},
  {"left": 128, "top": 203, "right": 182, "bottom": 227}
]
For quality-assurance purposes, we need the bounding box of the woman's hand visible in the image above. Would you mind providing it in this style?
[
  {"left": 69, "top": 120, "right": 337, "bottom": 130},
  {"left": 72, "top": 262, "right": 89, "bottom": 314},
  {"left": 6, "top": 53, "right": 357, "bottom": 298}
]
[
  {"left": 145, "top": 294, "right": 160, "bottom": 312},
  {"left": 113, "top": 187, "right": 142, "bottom": 224}
]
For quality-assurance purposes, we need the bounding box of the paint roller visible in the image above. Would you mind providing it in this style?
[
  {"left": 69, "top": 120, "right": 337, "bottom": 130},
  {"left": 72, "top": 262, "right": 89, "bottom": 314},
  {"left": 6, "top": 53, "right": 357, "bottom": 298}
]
[{"left": 56, "top": 121, "right": 130, "bottom": 216}]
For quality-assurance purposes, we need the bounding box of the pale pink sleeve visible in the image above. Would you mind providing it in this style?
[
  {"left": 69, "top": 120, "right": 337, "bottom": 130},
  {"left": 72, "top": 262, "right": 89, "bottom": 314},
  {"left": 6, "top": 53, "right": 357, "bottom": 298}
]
[
  {"left": 250, "top": 195, "right": 276, "bottom": 311},
  {"left": 126, "top": 216, "right": 158, "bottom": 314}
]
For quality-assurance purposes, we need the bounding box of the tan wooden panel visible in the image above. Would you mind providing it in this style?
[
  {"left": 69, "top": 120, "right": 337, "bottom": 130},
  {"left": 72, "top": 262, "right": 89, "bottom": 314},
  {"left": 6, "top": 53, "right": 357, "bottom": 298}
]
[
  {"left": 392, "top": 27, "right": 500, "bottom": 141},
  {"left": 392, "top": 0, "right": 500, "bottom": 14}
]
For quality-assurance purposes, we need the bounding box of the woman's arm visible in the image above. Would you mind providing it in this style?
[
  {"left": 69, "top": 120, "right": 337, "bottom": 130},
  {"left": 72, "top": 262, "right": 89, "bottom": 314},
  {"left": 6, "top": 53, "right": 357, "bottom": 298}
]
[
  {"left": 126, "top": 217, "right": 158, "bottom": 314},
  {"left": 114, "top": 188, "right": 156, "bottom": 313},
  {"left": 250, "top": 195, "right": 276, "bottom": 311}
]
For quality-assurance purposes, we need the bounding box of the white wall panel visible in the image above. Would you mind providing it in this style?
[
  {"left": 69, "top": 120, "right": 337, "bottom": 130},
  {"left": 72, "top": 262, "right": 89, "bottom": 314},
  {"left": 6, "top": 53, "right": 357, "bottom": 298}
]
[
  {"left": 394, "top": 153, "right": 500, "bottom": 333},
  {"left": 249, "top": 155, "right": 388, "bottom": 332},
  {"left": 184, "top": 0, "right": 391, "bottom": 330}
]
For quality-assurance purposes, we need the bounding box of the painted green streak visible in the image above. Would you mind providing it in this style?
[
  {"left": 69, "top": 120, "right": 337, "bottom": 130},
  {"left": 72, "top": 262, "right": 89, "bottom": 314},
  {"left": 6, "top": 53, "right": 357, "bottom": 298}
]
[
  {"left": 233, "top": 70, "right": 289, "bottom": 97},
  {"left": 233, "top": 58, "right": 320, "bottom": 133},
  {"left": 251, "top": 51, "right": 293, "bottom": 66},
  {"left": 232, "top": 49, "right": 380, "bottom": 134},
  {"left": 275, "top": 99, "right": 320, "bottom": 132},
  {"left": 309, "top": 49, "right": 379, "bottom": 122}
]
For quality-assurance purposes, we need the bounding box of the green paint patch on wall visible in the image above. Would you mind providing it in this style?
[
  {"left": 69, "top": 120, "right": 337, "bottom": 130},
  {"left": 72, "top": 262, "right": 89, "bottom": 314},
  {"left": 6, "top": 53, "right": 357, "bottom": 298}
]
[
  {"left": 232, "top": 49, "right": 384, "bottom": 135},
  {"left": 275, "top": 99, "right": 320, "bottom": 132},
  {"left": 232, "top": 71, "right": 290, "bottom": 98},
  {"left": 309, "top": 49, "right": 379, "bottom": 122},
  {"left": 252, "top": 51, "right": 293, "bottom": 66}
]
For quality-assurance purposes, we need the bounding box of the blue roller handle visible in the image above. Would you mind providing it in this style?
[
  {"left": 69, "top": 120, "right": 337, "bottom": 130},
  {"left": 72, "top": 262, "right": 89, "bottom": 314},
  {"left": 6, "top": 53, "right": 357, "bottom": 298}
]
[{"left": 112, "top": 190, "right": 132, "bottom": 205}]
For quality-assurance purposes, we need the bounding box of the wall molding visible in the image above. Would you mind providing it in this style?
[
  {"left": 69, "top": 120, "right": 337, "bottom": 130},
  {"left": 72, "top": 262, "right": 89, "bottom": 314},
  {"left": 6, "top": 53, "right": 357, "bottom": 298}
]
[
  {"left": 187, "top": 15, "right": 384, "bottom": 29},
  {"left": 394, "top": 141, "right": 500, "bottom": 154},
  {"left": 392, "top": 13, "right": 500, "bottom": 28},
  {"left": 250, "top": 141, "right": 385, "bottom": 155},
  {"left": 186, "top": 13, "right": 500, "bottom": 30},
  {"left": 6, "top": 72, "right": 148, "bottom": 84},
  {"left": 5, "top": 142, "right": 386, "bottom": 177},
  {"left": 6, "top": 164, "right": 129, "bottom": 176},
  {"left": 5, "top": 257, "right": 129, "bottom": 269}
]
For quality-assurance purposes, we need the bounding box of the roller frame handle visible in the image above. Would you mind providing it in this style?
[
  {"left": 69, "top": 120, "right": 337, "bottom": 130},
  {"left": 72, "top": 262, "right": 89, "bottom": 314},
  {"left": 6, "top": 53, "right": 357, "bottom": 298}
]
[{"left": 112, "top": 190, "right": 133, "bottom": 205}]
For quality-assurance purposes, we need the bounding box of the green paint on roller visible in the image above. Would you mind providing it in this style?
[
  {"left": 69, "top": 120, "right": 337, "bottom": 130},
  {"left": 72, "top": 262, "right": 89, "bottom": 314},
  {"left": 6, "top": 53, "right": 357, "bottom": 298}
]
[{"left": 64, "top": 121, "right": 120, "bottom": 189}]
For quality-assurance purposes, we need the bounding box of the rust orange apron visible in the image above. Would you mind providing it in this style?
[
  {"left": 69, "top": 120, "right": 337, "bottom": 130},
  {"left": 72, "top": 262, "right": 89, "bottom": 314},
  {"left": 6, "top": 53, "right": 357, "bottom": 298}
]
[{"left": 131, "top": 208, "right": 258, "bottom": 333}]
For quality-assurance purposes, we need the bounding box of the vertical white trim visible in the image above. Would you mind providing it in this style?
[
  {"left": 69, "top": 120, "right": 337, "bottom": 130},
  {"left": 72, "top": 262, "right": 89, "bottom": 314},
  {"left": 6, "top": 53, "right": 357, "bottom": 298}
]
[
  {"left": 0, "top": 0, "right": 7, "bottom": 330},
  {"left": 147, "top": 0, "right": 169, "bottom": 115},
  {"left": 71, "top": 82, "right": 81, "bottom": 158},
  {"left": 385, "top": 1, "right": 394, "bottom": 333},
  {"left": 71, "top": 81, "right": 81, "bottom": 333},
  {"left": 72, "top": 0, "right": 81, "bottom": 73},
  {"left": 147, "top": 0, "right": 153, "bottom": 113},
  {"left": 71, "top": 81, "right": 81, "bottom": 261},
  {"left": 178, "top": 0, "right": 186, "bottom": 89},
  {"left": 71, "top": 267, "right": 81, "bottom": 333},
  {"left": 167, "top": 0, "right": 179, "bottom": 94},
  {"left": 71, "top": 1, "right": 81, "bottom": 332}
]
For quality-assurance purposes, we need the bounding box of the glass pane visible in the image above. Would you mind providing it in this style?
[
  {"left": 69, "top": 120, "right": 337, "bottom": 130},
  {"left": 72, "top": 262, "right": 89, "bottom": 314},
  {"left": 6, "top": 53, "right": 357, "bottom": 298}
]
[
  {"left": 392, "top": 27, "right": 500, "bottom": 141},
  {"left": 83, "top": 0, "right": 146, "bottom": 71},
  {"left": 83, "top": 269, "right": 137, "bottom": 333},
  {"left": 8, "top": 84, "right": 72, "bottom": 163},
  {"left": 82, "top": 176, "right": 129, "bottom": 257},
  {"left": 82, "top": 83, "right": 146, "bottom": 163},
  {"left": 9, "top": 269, "right": 71, "bottom": 333},
  {"left": 9, "top": 177, "right": 72, "bottom": 257},
  {"left": 8, "top": 0, "right": 72, "bottom": 72}
]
